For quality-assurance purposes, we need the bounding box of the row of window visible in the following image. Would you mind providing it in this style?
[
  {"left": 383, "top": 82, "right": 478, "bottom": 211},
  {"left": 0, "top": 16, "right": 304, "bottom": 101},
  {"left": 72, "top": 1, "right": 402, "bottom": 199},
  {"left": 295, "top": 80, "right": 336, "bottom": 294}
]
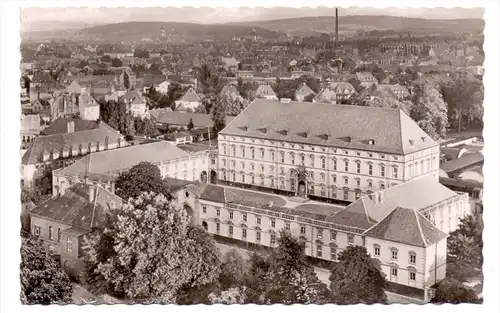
[
  {"left": 221, "top": 157, "right": 400, "bottom": 178},
  {"left": 373, "top": 245, "right": 417, "bottom": 265},
  {"left": 33, "top": 225, "right": 73, "bottom": 253},
  {"left": 215, "top": 223, "right": 276, "bottom": 244}
]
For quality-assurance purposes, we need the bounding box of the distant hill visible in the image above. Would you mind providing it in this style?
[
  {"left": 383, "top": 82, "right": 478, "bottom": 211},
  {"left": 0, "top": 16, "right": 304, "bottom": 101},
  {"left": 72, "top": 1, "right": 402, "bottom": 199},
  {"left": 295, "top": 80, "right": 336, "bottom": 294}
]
[
  {"left": 228, "top": 15, "right": 485, "bottom": 37},
  {"left": 22, "top": 21, "right": 284, "bottom": 42}
]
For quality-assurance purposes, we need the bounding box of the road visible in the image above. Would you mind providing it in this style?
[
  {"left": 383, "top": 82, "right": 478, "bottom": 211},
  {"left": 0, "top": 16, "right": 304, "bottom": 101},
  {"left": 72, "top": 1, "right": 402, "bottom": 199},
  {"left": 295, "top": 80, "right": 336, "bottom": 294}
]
[{"left": 217, "top": 243, "right": 425, "bottom": 304}]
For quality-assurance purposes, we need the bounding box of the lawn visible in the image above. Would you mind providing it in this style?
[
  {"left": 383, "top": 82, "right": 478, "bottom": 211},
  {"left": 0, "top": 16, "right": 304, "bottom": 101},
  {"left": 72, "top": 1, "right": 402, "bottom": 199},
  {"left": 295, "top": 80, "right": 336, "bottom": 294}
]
[
  {"left": 228, "top": 188, "right": 287, "bottom": 207},
  {"left": 295, "top": 203, "right": 344, "bottom": 216}
]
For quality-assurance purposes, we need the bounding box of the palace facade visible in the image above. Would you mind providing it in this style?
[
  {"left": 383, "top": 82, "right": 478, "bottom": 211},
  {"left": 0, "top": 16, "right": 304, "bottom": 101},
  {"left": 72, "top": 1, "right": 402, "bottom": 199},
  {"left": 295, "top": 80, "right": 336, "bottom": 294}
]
[{"left": 217, "top": 99, "right": 440, "bottom": 203}]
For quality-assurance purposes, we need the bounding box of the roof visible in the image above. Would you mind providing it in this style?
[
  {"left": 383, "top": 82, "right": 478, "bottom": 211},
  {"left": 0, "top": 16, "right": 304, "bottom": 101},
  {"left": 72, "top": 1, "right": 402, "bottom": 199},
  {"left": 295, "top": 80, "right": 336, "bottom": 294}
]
[
  {"left": 199, "top": 184, "right": 227, "bottom": 203},
  {"left": 328, "top": 82, "right": 356, "bottom": 94},
  {"left": 151, "top": 110, "right": 235, "bottom": 128},
  {"left": 30, "top": 183, "right": 124, "bottom": 230},
  {"left": 143, "top": 74, "right": 167, "bottom": 87},
  {"left": 441, "top": 147, "right": 466, "bottom": 160},
  {"left": 314, "top": 89, "right": 337, "bottom": 103},
  {"left": 295, "top": 83, "right": 315, "bottom": 96},
  {"left": 177, "top": 89, "right": 201, "bottom": 102},
  {"left": 255, "top": 84, "right": 277, "bottom": 97},
  {"left": 364, "top": 207, "right": 448, "bottom": 247},
  {"left": 329, "top": 197, "right": 378, "bottom": 230},
  {"left": 119, "top": 90, "right": 145, "bottom": 104},
  {"left": 22, "top": 122, "right": 123, "bottom": 165},
  {"left": 58, "top": 141, "right": 189, "bottom": 181},
  {"left": 440, "top": 153, "right": 484, "bottom": 174},
  {"left": 41, "top": 117, "right": 101, "bottom": 135},
  {"left": 356, "top": 72, "right": 377, "bottom": 82},
  {"left": 219, "top": 85, "right": 241, "bottom": 98},
  {"left": 164, "top": 177, "right": 194, "bottom": 193},
  {"left": 220, "top": 100, "right": 438, "bottom": 154},
  {"left": 79, "top": 94, "right": 99, "bottom": 107}
]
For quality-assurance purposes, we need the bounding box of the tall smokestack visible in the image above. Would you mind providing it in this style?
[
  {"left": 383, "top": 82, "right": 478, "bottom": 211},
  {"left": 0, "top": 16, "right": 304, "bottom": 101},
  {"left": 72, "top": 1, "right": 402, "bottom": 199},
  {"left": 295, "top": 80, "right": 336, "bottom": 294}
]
[{"left": 335, "top": 8, "right": 339, "bottom": 47}]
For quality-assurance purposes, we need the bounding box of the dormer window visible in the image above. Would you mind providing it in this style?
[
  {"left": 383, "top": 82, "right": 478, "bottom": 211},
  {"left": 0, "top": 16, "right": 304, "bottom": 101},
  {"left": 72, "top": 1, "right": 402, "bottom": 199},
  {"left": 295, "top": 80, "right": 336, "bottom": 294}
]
[{"left": 368, "top": 139, "right": 375, "bottom": 145}]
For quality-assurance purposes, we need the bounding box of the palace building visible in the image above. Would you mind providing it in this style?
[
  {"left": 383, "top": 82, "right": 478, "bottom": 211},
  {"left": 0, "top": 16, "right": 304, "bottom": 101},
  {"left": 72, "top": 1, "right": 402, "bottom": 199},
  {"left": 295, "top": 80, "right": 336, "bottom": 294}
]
[{"left": 217, "top": 99, "right": 440, "bottom": 203}]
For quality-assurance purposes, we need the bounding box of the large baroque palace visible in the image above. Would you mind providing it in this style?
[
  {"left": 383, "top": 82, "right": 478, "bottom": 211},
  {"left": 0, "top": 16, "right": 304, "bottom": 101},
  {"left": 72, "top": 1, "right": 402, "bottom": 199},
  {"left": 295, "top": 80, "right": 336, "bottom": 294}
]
[{"left": 217, "top": 99, "right": 441, "bottom": 203}]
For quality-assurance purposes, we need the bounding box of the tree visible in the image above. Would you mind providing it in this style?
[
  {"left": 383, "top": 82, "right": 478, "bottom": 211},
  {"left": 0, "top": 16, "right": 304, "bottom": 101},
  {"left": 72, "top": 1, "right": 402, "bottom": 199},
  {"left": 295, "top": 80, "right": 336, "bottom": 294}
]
[
  {"left": 21, "top": 233, "right": 73, "bottom": 304},
  {"left": 303, "top": 93, "right": 315, "bottom": 102},
  {"left": 298, "top": 75, "right": 321, "bottom": 93},
  {"left": 83, "top": 192, "right": 220, "bottom": 303},
  {"left": 134, "top": 116, "right": 158, "bottom": 136},
  {"left": 219, "top": 249, "right": 248, "bottom": 289},
  {"left": 244, "top": 230, "right": 330, "bottom": 304},
  {"left": 187, "top": 118, "right": 194, "bottom": 131},
  {"left": 166, "top": 83, "right": 185, "bottom": 111},
  {"left": 329, "top": 245, "right": 387, "bottom": 304},
  {"left": 211, "top": 97, "right": 227, "bottom": 136},
  {"left": 431, "top": 278, "right": 481, "bottom": 304},
  {"left": 208, "top": 287, "right": 247, "bottom": 304},
  {"left": 111, "top": 58, "right": 123, "bottom": 67},
  {"left": 348, "top": 78, "right": 364, "bottom": 93},
  {"left": 410, "top": 84, "right": 449, "bottom": 140},
  {"left": 101, "top": 55, "right": 111, "bottom": 62},
  {"left": 114, "top": 162, "right": 171, "bottom": 200},
  {"left": 274, "top": 78, "right": 298, "bottom": 100}
]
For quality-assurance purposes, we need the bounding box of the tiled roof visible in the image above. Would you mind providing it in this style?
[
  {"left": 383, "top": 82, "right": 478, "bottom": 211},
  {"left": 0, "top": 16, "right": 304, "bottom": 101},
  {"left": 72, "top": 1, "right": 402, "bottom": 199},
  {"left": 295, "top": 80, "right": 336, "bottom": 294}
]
[
  {"left": 199, "top": 184, "right": 226, "bottom": 203},
  {"left": 219, "top": 85, "right": 241, "bottom": 98},
  {"left": 30, "top": 183, "right": 124, "bottom": 230},
  {"left": 329, "top": 197, "right": 377, "bottom": 230},
  {"left": 356, "top": 72, "right": 377, "bottom": 82},
  {"left": 295, "top": 83, "right": 315, "bottom": 96},
  {"left": 255, "top": 85, "right": 276, "bottom": 97},
  {"left": 314, "top": 89, "right": 337, "bottom": 103},
  {"left": 119, "top": 90, "right": 145, "bottom": 104},
  {"left": 59, "top": 141, "right": 189, "bottom": 181},
  {"left": 329, "top": 82, "right": 356, "bottom": 94},
  {"left": 41, "top": 117, "right": 100, "bottom": 135},
  {"left": 364, "top": 207, "right": 447, "bottom": 247},
  {"left": 151, "top": 110, "right": 235, "bottom": 128},
  {"left": 79, "top": 94, "right": 99, "bottom": 107},
  {"left": 164, "top": 178, "right": 194, "bottom": 193},
  {"left": 440, "top": 153, "right": 484, "bottom": 174},
  {"left": 178, "top": 89, "right": 201, "bottom": 102},
  {"left": 22, "top": 122, "right": 123, "bottom": 165},
  {"left": 220, "top": 100, "right": 438, "bottom": 154}
]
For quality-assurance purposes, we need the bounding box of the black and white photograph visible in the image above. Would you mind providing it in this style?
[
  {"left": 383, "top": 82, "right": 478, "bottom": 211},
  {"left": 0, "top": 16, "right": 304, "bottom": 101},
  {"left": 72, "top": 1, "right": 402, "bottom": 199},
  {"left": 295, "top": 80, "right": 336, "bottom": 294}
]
[{"left": 1, "top": 1, "right": 498, "bottom": 310}]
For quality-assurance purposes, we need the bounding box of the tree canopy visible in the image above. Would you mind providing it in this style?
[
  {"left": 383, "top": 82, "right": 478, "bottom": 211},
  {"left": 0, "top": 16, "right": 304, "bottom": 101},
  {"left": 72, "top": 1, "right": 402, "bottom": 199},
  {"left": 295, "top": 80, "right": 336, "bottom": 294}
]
[
  {"left": 98, "top": 100, "right": 135, "bottom": 136},
  {"left": 329, "top": 245, "right": 387, "bottom": 304},
  {"left": 114, "top": 162, "right": 171, "bottom": 201},
  {"left": 430, "top": 278, "right": 481, "bottom": 304},
  {"left": 111, "top": 58, "right": 123, "bottom": 67},
  {"left": 410, "top": 84, "right": 449, "bottom": 140},
  {"left": 21, "top": 233, "right": 73, "bottom": 304}
]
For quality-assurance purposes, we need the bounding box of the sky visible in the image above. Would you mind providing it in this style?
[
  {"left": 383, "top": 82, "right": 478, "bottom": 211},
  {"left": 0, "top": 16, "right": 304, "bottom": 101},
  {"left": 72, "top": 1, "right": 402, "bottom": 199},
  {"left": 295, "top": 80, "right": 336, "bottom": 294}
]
[{"left": 20, "top": 7, "right": 484, "bottom": 32}]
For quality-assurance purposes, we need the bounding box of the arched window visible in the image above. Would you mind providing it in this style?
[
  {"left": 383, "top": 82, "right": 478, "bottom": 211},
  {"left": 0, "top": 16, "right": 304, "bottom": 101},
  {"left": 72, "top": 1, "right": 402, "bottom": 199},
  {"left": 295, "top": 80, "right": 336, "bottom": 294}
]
[
  {"left": 380, "top": 164, "right": 386, "bottom": 177},
  {"left": 251, "top": 146, "right": 255, "bottom": 159},
  {"left": 290, "top": 152, "right": 295, "bottom": 165},
  {"left": 407, "top": 266, "right": 417, "bottom": 282},
  {"left": 321, "top": 156, "right": 326, "bottom": 169},
  {"left": 260, "top": 148, "right": 265, "bottom": 158},
  {"left": 270, "top": 149, "right": 275, "bottom": 161},
  {"left": 332, "top": 157, "right": 337, "bottom": 171},
  {"left": 310, "top": 154, "right": 315, "bottom": 167},
  {"left": 320, "top": 173, "right": 325, "bottom": 182},
  {"left": 332, "top": 174, "right": 337, "bottom": 183},
  {"left": 280, "top": 151, "right": 285, "bottom": 163},
  {"left": 320, "top": 186, "right": 326, "bottom": 197},
  {"left": 240, "top": 145, "right": 245, "bottom": 157},
  {"left": 222, "top": 144, "right": 227, "bottom": 155},
  {"left": 393, "top": 165, "right": 398, "bottom": 179}
]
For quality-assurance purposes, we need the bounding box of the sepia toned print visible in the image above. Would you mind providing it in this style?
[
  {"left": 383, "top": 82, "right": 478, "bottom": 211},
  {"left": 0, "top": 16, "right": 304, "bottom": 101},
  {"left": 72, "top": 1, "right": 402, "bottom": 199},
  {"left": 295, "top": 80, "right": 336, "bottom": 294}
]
[{"left": 19, "top": 6, "right": 484, "bottom": 305}]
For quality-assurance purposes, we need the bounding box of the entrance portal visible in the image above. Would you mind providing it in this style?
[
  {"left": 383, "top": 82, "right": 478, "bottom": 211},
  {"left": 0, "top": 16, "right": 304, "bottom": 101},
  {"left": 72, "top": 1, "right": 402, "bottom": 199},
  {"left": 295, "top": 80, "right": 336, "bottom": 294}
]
[{"left": 298, "top": 181, "right": 306, "bottom": 197}]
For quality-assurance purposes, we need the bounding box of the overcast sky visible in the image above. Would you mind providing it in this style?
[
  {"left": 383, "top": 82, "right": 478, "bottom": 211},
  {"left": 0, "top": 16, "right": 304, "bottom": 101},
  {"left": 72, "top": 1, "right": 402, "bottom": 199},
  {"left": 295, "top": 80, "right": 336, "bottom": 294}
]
[{"left": 21, "top": 7, "right": 484, "bottom": 31}]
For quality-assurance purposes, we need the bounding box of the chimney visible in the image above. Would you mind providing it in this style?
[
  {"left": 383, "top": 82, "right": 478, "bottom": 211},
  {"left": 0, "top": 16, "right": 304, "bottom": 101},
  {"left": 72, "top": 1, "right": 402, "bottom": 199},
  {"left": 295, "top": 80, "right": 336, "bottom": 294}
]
[
  {"left": 88, "top": 186, "right": 95, "bottom": 202},
  {"left": 67, "top": 120, "right": 75, "bottom": 133},
  {"left": 335, "top": 8, "right": 339, "bottom": 47}
]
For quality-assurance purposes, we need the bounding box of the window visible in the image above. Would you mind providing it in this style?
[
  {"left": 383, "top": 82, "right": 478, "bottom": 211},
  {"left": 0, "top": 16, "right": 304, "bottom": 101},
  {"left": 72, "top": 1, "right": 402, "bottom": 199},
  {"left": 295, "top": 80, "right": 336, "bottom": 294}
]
[
  {"left": 321, "top": 157, "right": 326, "bottom": 169},
  {"left": 368, "top": 163, "right": 373, "bottom": 175},
  {"left": 321, "top": 187, "right": 326, "bottom": 197},
  {"left": 393, "top": 166, "right": 398, "bottom": 179},
  {"left": 34, "top": 226, "right": 40, "bottom": 237},
  {"left": 229, "top": 226, "right": 234, "bottom": 236},
  {"left": 380, "top": 165, "right": 386, "bottom": 177},
  {"left": 232, "top": 146, "right": 236, "bottom": 156},
  {"left": 409, "top": 272, "right": 416, "bottom": 281},
  {"left": 391, "top": 249, "right": 398, "bottom": 260},
  {"left": 355, "top": 189, "right": 361, "bottom": 200},
  {"left": 256, "top": 231, "right": 261, "bottom": 241},
  {"left": 49, "top": 226, "right": 54, "bottom": 240},
  {"left": 344, "top": 177, "right": 348, "bottom": 184},
  {"left": 380, "top": 154, "right": 386, "bottom": 159},
  {"left": 242, "top": 173, "right": 245, "bottom": 183},
  {"left": 344, "top": 160, "right": 349, "bottom": 172},
  {"left": 310, "top": 155, "right": 315, "bottom": 167},
  {"left": 231, "top": 160, "right": 236, "bottom": 168},
  {"left": 300, "top": 225, "right": 306, "bottom": 235},
  {"left": 260, "top": 149, "right": 265, "bottom": 158},
  {"left": 301, "top": 154, "right": 305, "bottom": 166},
  {"left": 216, "top": 223, "right": 220, "bottom": 232},
  {"left": 380, "top": 182, "right": 385, "bottom": 190},
  {"left": 330, "top": 231, "right": 337, "bottom": 241},
  {"left": 242, "top": 228, "right": 247, "bottom": 239},
  {"left": 347, "top": 234, "right": 354, "bottom": 245},
  {"left": 331, "top": 248, "right": 337, "bottom": 261},
  {"left": 229, "top": 211, "right": 234, "bottom": 219},
  {"left": 356, "top": 162, "right": 361, "bottom": 174},
  {"left": 421, "top": 161, "right": 424, "bottom": 173},
  {"left": 66, "top": 237, "right": 73, "bottom": 252},
  {"left": 232, "top": 172, "right": 236, "bottom": 181},
  {"left": 216, "top": 208, "right": 220, "bottom": 216},
  {"left": 251, "top": 163, "right": 255, "bottom": 170},
  {"left": 409, "top": 252, "right": 416, "bottom": 264},
  {"left": 222, "top": 159, "right": 227, "bottom": 167},
  {"left": 241, "top": 146, "right": 245, "bottom": 157},
  {"left": 356, "top": 178, "right": 360, "bottom": 187},
  {"left": 368, "top": 180, "right": 373, "bottom": 188},
  {"left": 251, "top": 148, "right": 255, "bottom": 159},
  {"left": 243, "top": 213, "right": 247, "bottom": 222},
  {"left": 333, "top": 159, "right": 337, "bottom": 171},
  {"left": 57, "top": 229, "right": 61, "bottom": 242},
  {"left": 343, "top": 188, "right": 348, "bottom": 200},
  {"left": 256, "top": 216, "right": 261, "bottom": 225},
  {"left": 271, "top": 150, "right": 275, "bottom": 161},
  {"left": 271, "top": 219, "right": 276, "bottom": 228},
  {"left": 291, "top": 154, "right": 295, "bottom": 165},
  {"left": 202, "top": 206, "right": 207, "bottom": 213},
  {"left": 332, "top": 174, "right": 337, "bottom": 183},
  {"left": 374, "top": 245, "right": 380, "bottom": 257},
  {"left": 270, "top": 234, "right": 276, "bottom": 245},
  {"left": 223, "top": 145, "right": 227, "bottom": 155},
  {"left": 285, "top": 223, "right": 290, "bottom": 231},
  {"left": 251, "top": 175, "right": 255, "bottom": 184},
  {"left": 316, "top": 245, "right": 323, "bottom": 257},
  {"left": 391, "top": 268, "right": 398, "bottom": 277},
  {"left": 316, "top": 228, "right": 323, "bottom": 239},
  {"left": 260, "top": 165, "right": 265, "bottom": 172},
  {"left": 280, "top": 151, "right": 285, "bottom": 163}
]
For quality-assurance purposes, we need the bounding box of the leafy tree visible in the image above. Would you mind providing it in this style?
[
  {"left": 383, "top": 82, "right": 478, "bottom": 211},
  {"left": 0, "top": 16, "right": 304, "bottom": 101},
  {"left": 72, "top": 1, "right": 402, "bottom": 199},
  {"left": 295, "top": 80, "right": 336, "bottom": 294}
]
[
  {"left": 83, "top": 192, "right": 220, "bottom": 303},
  {"left": 133, "top": 49, "right": 150, "bottom": 59},
  {"left": 208, "top": 287, "right": 247, "bottom": 304},
  {"left": 187, "top": 118, "right": 194, "bottom": 131},
  {"left": 166, "top": 83, "right": 186, "bottom": 111},
  {"left": 101, "top": 55, "right": 111, "bottom": 62},
  {"left": 21, "top": 233, "right": 73, "bottom": 304},
  {"left": 274, "top": 78, "right": 299, "bottom": 100},
  {"left": 115, "top": 162, "right": 171, "bottom": 200},
  {"left": 410, "top": 84, "right": 449, "bottom": 140},
  {"left": 431, "top": 278, "right": 481, "bottom": 304},
  {"left": 219, "top": 249, "right": 248, "bottom": 289},
  {"left": 348, "top": 78, "right": 364, "bottom": 93},
  {"left": 303, "top": 93, "right": 315, "bottom": 102},
  {"left": 99, "top": 100, "right": 135, "bottom": 136},
  {"left": 298, "top": 75, "right": 321, "bottom": 93},
  {"left": 134, "top": 116, "right": 158, "bottom": 136},
  {"left": 211, "top": 97, "right": 227, "bottom": 135},
  {"left": 244, "top": 230, "right": 330, "bottom": 304},
  {"left": 111, "top": 58, "right": 123, "bottom": 67},
  {"left": 329, "top": 245, "right": 387, "bottom": 304}
]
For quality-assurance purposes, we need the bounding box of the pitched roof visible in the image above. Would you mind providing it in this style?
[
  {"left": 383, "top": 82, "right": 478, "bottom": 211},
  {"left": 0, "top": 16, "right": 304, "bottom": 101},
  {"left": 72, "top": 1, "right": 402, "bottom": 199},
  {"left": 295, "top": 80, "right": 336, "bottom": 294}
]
[
  {"left": 59, "top": 141, "right": 189, "bottom": 181},
  {"left": 30, "top": 183, "right": 124, "bottom": 230},
  {"left": 219, "top": 85, "right": 241, "bottom": 98},
  {"left": 329, "top": 197, "right": 377, "bottom": 230},
  {"left": 220, "top": 100, "right": 438, "bottom": 154},
  {"left": 295, "top": 83, "right": 315, "bottom": 96},
  {"left": 364, "top": 207, "right": 448, "bottom": 247},
  {"left": 314, "top": 88, "right": 337, "bottom": 103},
  {"left": 79, "top": 94, "right": 99, "bottom": 107},
  {"left": 41, "top": 117, "right": 100, "bottom": 135},
  {"left": 119, "top": 90, "right": 145, "bottom": 104},
  {"left": 255, "top": 84, "right": 276, "bottom": 97},
  {"left": 329, "top": 82, "right": 356, "bottom": 94},
  {"left": 440, "top": 153, "right": 484, "bottom": 174},
  {"left": 22, "top": 122, "right": 123, "bottom": 165},
  {"left": 151, "top": 110, "right": 235, "bottom": 128},
  {"left": 178, "top": 89, "right": 201, "bottom": 102},
  {"left": 356, "top": 72, "right": 377, "bottom": 82}
]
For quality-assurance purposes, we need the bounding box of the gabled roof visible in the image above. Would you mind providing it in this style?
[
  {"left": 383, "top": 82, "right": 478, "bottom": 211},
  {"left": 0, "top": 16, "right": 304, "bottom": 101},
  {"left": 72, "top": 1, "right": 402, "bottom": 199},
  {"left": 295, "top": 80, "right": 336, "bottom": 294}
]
[
  {"left": 440, "top": 153, "right": 484, "bottom": 174},
  {"left": 364, "top": 207, "right": 448, "bottom": 247},
  {"left": 79, "top": 94, "right": 99, "bottom": 107},
  {"left": 178, "top": 89, "right": 201, "bottom": 102},
  {"left": 220, "top": 100, "right": 438, "bottom": 154},
  {"left": 255, "top": 84, "right": 276, "bottom": 97},
  {"left": 58, "top": 141, "right": 189, "bottom": 181},
  {"left": 30, "top": 183, "right": 124, "bottom": 230},
  {"left": 219, "top": 85, "right": 241, "bottom": 98},
  {"left": 356, "top": 71, "right": 377, "bottom": 82},
  {"left": 314, "top": 88, "right": 337, "bottom": 103},
  {"left": 329, "top": 197, "right": 377, "bottom": 230},
  {"left": 151, "top": 110, "right": 234, "bottom": 128},
  {"left": 295, "top": 83, "right": 315, "bottom": 96},
  {"left": 22, "top": 122, "right": 123, "bottom": 165},
  {"left": 41, "top": 117, "right": 100, "bottom": 135},
  {"left": 329, "top": 82, "right": 356, "bottom": 94}
]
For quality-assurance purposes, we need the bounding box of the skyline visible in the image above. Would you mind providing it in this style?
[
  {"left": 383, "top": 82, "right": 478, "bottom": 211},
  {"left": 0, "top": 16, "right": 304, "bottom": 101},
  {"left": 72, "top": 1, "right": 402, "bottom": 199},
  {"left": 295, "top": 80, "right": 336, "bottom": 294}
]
[{"left": 21, "top": 7, "right": 484, "bottom": 32}]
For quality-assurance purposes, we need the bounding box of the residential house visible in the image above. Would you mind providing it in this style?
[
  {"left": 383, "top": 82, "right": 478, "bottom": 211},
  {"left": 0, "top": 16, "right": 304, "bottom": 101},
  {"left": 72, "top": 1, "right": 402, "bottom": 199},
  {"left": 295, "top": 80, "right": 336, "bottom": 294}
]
[
  {"left": 356, "top": 72, "right": 379, "bottom": 87},
  {"left": 313, "top": 89, "right": 337, "bottom": 104},
  {"left": 295, "top": 83, "right": 316, "bottom": 102},
  {"left": 119, "top": 90, "right": 148, "bottom": 117},
  {"left": 143, "top": 74, "right": 169, "bottom": 93},
  {"left": 78, "top": 94, "right": 100, "bottom": 121},
  {"left": 164, "top": 131, "right": 194, "bottom": 145},
  {"left": 255, "top": 84, "right": 278, "bottom": 100},
  {"left": 175, "top": 88, "right": 202, "bottom": 112},
  {"left": 29, "top": 183, "right": 124, "bottom": 274},
  {"left": 328, "top": 82, "right": 357, "bottom": 102},
  {"left": 21, "top": 119, "right": 126, "bottom": 188},
  {"left": 219, "top": 85, "right": 242, "bottom": 99},
  {"left": 21, "top": 114, "right": 43, "bottom": 148}
]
